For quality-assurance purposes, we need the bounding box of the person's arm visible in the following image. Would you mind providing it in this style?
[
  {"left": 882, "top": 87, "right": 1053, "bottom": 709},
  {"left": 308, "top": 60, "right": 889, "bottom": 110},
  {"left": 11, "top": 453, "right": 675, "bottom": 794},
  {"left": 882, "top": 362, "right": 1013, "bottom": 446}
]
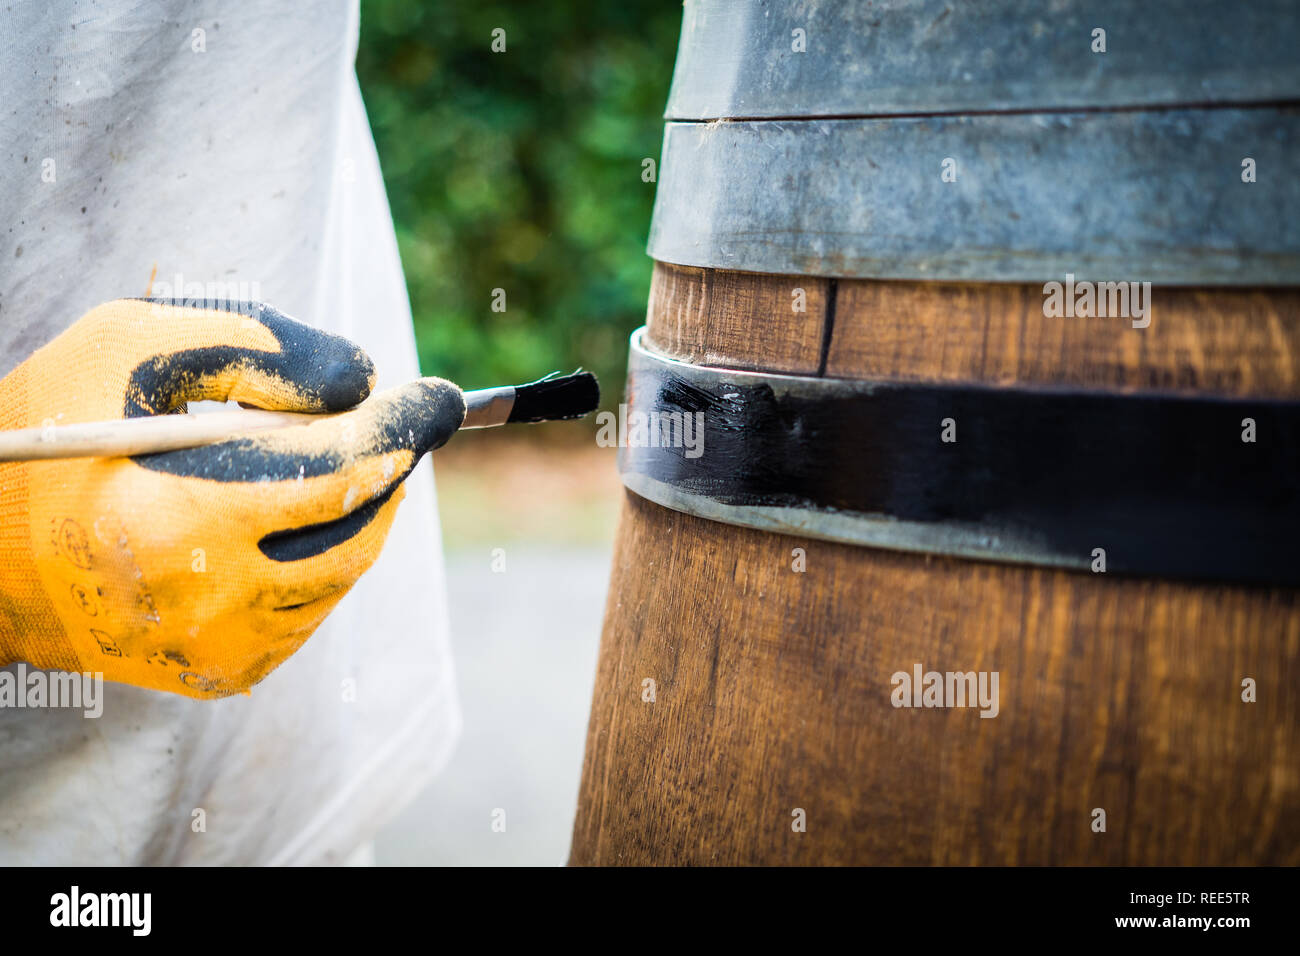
[{"left": 0, "top": 298, "right": 463, "bottom": 699}]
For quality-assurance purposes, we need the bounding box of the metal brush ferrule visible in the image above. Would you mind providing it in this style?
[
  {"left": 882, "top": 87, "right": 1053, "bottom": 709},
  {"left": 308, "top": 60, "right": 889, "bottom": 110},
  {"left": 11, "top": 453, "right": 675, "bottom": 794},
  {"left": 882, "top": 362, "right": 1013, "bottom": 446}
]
[{"left": 460, "top": 386, "right": 517, "bottom": 429}]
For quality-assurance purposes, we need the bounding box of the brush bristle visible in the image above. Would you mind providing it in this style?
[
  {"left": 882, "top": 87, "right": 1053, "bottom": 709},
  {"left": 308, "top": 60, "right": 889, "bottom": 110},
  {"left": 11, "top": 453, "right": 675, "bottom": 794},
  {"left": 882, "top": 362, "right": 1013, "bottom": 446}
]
[{"left": 507, "top": 371, "right": 601, "bottom": 423}]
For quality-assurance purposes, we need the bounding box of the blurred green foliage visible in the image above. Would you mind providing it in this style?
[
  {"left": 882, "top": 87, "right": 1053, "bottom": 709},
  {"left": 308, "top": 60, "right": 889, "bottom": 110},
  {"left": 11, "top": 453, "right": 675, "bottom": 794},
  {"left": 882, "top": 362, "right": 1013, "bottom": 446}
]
[{"left": 357, "top": 1, "right": 681, "bottom": 406}]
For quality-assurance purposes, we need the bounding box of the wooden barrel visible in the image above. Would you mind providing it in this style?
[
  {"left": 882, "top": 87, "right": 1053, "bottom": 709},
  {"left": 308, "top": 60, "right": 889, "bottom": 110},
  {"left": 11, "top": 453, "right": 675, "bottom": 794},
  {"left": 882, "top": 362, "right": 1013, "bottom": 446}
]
[{"left": 570, "top": 0, "right": 1300, "bottom": 865}]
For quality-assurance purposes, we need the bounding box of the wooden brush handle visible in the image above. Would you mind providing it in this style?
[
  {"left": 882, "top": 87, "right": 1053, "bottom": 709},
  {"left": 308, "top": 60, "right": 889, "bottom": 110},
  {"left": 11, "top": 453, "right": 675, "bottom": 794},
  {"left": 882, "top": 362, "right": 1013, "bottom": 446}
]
[
  {"left": 0, "top": 384, "right": 527, "bottom": 461},
  {"left": 0, "top": 407, "right": 332, "bottom": 462}
]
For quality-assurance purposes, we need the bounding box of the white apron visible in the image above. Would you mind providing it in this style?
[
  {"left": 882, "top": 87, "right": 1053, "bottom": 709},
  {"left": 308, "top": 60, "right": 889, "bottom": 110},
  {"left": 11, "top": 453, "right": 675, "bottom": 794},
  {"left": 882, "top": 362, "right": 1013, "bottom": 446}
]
[{"left": 0, "top": 0, "right": 460, "bottom": 864}]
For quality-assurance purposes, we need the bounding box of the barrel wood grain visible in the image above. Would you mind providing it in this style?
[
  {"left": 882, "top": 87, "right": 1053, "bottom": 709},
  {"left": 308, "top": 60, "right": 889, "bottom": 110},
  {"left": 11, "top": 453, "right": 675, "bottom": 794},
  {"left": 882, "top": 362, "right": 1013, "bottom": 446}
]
[
  {"left": 570, "top": 261, "right": 1300, "bottom": 865},
  {"left": 829, "top": 280, "right": 1300, "bottom": 398},
  {"left": 645, "top": 264, "right": 829, "bottom": 375}
]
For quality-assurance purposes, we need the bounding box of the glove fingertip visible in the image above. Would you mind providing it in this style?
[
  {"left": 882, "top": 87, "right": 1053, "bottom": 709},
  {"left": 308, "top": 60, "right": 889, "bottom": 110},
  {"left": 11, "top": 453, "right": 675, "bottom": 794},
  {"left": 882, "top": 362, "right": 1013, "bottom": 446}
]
[
  {"left": 414, "top": 379, "right": 466, "bottom": 452},
  {"left": 318, "top": 352, "right": 376, "bottom": 411}
]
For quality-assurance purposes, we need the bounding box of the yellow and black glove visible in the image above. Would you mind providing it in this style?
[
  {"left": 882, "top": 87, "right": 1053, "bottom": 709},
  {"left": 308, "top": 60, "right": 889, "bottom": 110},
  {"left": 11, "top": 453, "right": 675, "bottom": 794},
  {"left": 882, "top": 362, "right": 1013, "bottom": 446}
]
[{"left": 0, "top": 298, "right": 464, "bottom": 699}]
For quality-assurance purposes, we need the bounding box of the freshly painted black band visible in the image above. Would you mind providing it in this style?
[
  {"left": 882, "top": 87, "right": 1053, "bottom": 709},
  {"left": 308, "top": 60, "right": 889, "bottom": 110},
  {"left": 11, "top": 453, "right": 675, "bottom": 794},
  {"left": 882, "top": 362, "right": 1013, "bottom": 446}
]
[{"left": 621, "top": 329, "right": 1300, "bottom": 586}]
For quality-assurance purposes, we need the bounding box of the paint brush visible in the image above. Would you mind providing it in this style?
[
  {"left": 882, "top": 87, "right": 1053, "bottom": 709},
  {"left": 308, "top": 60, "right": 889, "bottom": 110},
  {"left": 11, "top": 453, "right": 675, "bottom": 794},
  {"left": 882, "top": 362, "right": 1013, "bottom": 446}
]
[
  {"left": 460, "top": 370, "right": 600, "bottom": 428},
  {"left": 0, "top": 371, "right": 600, "bottom": 462}
]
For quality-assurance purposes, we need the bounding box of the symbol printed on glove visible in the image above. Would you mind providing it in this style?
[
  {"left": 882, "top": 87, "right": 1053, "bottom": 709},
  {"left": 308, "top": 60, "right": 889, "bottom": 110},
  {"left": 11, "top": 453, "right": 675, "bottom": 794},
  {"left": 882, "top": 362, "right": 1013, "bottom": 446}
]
[
  {"left": 55, "top": 518, "right": 93, "bottom": 569},
  {"left": 70, "top": 582, "right": 100, "bottom": 617},
  {"left": 147, "top": 649, "right": 190, "bottom": 668},
  {"left": 90, "top": 629, "right": 123, "bottom": 657}
]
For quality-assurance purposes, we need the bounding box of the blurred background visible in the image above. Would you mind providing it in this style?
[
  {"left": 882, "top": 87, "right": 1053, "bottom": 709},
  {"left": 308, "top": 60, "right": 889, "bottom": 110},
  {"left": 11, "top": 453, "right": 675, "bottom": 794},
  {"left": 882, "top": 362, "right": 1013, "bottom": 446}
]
[{"left": 356, "top": 1, "right": 683, "bottom": 864}]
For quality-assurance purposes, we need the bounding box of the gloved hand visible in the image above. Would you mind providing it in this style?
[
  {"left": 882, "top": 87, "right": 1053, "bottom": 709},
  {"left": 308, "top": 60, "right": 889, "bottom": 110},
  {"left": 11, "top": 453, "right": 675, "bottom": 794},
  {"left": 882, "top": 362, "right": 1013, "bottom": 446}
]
[{"left": 0, "top": 298, "right": 464, "bottom": 699}]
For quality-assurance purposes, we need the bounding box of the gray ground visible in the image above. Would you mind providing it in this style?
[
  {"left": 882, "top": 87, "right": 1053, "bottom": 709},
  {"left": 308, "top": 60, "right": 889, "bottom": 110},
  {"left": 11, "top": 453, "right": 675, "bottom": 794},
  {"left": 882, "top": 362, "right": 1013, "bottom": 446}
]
[{"left": 374, "top": 546, "right": 610, "bottom": 866}]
